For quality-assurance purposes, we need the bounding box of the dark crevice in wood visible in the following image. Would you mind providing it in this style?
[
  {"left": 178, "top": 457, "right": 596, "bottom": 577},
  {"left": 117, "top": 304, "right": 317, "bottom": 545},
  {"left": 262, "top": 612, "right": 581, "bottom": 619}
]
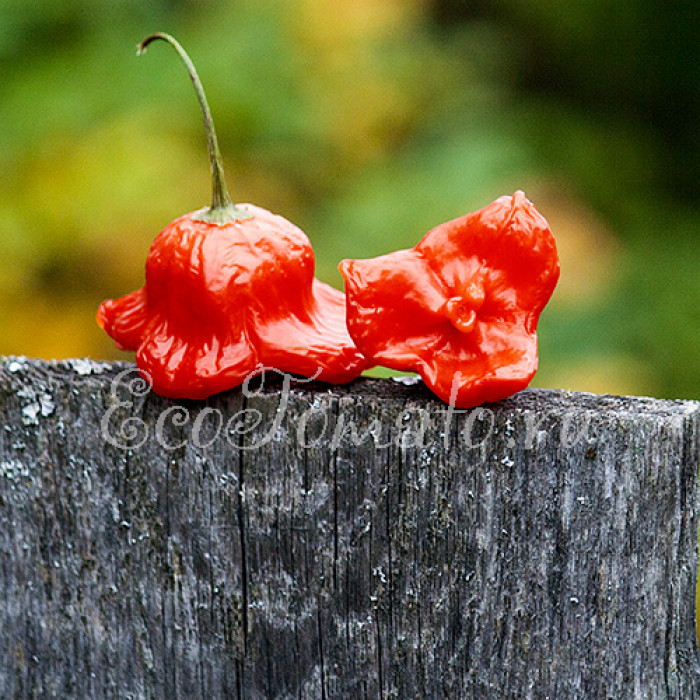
[
  {"left": 316, "top": 608, "right": 327, "bottom": 700},
  {"left": 332, "top": 398, "right": 339, "bottom": 595},
  {"left": 236, "top": 391, "right": 248, "bottom": 668}
]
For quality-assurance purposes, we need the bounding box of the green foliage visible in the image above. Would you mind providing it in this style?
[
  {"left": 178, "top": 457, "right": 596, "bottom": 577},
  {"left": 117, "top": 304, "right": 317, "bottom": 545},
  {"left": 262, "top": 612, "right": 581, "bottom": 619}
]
[{"left": 0, "top": 0, "right": 697, "bottom": 402}]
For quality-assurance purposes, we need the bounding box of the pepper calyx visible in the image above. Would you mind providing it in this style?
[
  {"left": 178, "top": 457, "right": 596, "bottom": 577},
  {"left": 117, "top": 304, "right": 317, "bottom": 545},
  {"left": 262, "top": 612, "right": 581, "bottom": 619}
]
[{"left": 194, "top": 203, "right": 253, "bottom": 226}]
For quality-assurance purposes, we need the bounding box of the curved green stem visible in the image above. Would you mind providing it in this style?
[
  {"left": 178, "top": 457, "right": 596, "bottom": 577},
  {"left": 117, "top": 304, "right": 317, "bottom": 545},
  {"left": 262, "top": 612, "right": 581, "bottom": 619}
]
[{"left": 138, "top": 32, "right": 251, "bottom": 225}]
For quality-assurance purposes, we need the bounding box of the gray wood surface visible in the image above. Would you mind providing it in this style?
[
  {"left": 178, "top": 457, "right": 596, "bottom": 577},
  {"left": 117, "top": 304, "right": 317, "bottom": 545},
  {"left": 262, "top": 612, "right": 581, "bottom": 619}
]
[{"left": 0, "top": 357, "right": 699, "bottom": 699}]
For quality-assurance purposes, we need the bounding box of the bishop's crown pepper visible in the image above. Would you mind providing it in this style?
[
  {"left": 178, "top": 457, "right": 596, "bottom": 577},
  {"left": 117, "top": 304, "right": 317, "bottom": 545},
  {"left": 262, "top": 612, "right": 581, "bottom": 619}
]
[
  {"left": 97, "top": 33, "right": 368, "bottom": 399},
  {"left": 339, "top": 192, "right": 560, "bottom": 408}
]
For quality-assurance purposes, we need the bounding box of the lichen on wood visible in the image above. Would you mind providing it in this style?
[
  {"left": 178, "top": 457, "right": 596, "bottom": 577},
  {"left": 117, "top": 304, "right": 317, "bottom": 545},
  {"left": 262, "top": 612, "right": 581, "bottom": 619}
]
[{"left": 0, "top": 358, "right": 698, "bottom": 698}]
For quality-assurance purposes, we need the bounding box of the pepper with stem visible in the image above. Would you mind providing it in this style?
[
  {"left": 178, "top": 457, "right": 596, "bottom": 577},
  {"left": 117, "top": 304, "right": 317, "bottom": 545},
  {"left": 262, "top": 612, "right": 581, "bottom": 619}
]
[{"left": 98, "top": 33, "right": 369, "bottom": 399}]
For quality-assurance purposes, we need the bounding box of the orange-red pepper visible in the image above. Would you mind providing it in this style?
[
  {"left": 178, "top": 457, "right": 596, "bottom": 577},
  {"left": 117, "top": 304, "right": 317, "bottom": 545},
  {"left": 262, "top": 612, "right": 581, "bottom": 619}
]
[
  {"left": 339, "top": 192, "right": 560, "bottom": 408},
  {"left": 97, "top": 33, "right": 367, "bottom": 399}
]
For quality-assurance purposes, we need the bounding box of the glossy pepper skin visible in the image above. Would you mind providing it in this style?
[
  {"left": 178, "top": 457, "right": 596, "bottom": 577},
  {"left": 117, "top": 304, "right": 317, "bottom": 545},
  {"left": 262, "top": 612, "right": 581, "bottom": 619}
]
[
  {"left": 97, "top": 33, "right": 367, "bottom": 399},
  {"left": 339, "top": 191, "right": 560, "bottom": 408},
  {"left": 98, "top": 204, "right": 368, "bottom": 399}
]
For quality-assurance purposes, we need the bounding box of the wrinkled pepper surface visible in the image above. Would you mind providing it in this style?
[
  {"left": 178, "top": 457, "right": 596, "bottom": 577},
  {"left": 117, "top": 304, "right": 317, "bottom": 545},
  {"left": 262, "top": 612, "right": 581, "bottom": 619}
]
[
  {"left": 97, "top": 33, "right": 367, "bottom": 399},
  {"left": 339, "top": 192, "right": 560, "bottom": 408}
]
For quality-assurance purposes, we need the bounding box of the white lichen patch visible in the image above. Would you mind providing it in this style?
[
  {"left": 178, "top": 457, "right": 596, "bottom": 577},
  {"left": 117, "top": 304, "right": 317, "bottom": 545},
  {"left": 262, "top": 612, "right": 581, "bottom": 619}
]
[
  {"left": 6, "top": 359, "right": 27, "bottom": 373},
  {"left": 39, "top": 394, "right": 55, "bottom": 417},
  {"left": 392, "top": 375, "right": 421, "bottom": 386},
  {"left": 0, "top": 458, "right": 30, "bottom": 481},
  {"left": 68, "top": 358, "right": 109, "bottom": 376},
  {"left": 21, "top": 403, "right": 41, "bottom": 426},
  {"left": 19, "top": 391, "right": 55, "bottom": 425}
]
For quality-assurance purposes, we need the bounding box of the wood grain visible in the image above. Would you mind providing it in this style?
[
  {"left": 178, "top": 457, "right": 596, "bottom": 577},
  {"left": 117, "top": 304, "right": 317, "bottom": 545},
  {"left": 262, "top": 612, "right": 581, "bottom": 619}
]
[{"left": 0, "top": 358, "right": 698, "bottom": 698}]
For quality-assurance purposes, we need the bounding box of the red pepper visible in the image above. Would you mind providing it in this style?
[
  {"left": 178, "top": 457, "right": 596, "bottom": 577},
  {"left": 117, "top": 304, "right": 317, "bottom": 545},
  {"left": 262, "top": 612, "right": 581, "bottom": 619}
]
[
  {"left": 97, "top": 33, "right": 368, "bottom": 399},
  {"left": 339, "top": 192, "right": 560, "bottom": 408}
]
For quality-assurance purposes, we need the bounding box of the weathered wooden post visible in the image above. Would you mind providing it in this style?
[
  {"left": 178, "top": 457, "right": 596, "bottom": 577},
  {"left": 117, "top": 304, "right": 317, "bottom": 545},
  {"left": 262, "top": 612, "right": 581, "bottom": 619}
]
[{"left": 1, "top": 357, "right": 699, "bottom": 698}]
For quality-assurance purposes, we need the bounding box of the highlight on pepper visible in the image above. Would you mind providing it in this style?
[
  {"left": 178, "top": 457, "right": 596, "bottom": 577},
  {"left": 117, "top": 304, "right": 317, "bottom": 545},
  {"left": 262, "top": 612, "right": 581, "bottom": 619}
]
[
  {"left": 339, "top": 191, "right": 560, "bottom": 409},
  {"left": 97, "top": 33, "right": 368, "bottom": 399}
]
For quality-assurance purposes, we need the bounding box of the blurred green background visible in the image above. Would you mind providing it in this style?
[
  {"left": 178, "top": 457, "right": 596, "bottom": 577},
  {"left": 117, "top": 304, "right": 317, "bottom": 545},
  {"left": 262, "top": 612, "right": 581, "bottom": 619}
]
[{"left": 0, "top": 0, "right": 698, "bottom": 400}]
